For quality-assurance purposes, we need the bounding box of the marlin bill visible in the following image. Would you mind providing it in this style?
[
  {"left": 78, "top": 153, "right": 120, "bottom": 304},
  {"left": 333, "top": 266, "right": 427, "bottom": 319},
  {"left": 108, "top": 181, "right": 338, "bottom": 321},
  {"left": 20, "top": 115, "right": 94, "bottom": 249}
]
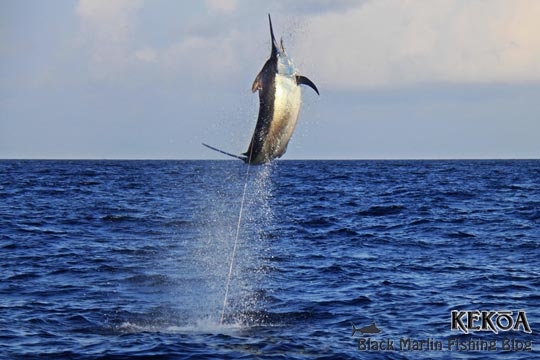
[{"left": 203, "top": 14, "right": 319, "bottom": 165}]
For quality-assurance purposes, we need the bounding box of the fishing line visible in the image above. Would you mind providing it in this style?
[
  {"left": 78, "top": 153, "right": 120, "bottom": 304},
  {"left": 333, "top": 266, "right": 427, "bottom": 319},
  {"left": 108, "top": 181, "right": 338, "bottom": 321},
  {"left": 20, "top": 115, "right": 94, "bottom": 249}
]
[{"left": 220, "top": 148, "right": 254, "bottom": 325}]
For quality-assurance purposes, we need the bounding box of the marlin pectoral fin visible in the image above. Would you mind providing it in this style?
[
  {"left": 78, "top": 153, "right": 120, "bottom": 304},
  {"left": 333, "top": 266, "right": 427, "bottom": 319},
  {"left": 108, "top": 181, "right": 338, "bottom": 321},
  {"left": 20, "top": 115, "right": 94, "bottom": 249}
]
[
  {"left": 296, "top": 75, "right": 320, "bottom": 95},
  {"left": 252, "top": 70, "right": 264, "bottom": 93}
]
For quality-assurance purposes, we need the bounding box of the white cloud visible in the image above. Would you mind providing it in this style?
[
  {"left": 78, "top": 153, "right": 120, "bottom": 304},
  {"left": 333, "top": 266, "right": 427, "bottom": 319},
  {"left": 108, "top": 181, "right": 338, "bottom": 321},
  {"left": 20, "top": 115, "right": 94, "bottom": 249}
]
[
  {"left": 71, "top": 1, "right": 540, "bottom": 88},
  {"left": 75, "top": 0, "right": 250, "bottom": 82},
  {"left": 205, "top": 0, "right": 237, "bottom": 13},
  {"left": 158, "top": 31, "right": 246, "bottom": 82},
  {"left": 135, "top": 48, "right": 158, "bottom": 63},
  {"left": 296, "top": 0, "right": 540, "bottom": 88},
  {"left": 76, "top": 0, "right": 144, "bottom": 74},
  {"left": 76, "top": 0, "right": 144, "bottom": 42}
]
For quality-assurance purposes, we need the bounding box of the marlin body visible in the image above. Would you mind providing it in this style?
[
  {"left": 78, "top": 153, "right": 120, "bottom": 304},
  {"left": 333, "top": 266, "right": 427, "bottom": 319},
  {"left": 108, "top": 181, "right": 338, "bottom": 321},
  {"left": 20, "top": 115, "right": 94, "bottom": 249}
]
[{"left": 203, "top": 14, "right": 319, "bottom": 165}]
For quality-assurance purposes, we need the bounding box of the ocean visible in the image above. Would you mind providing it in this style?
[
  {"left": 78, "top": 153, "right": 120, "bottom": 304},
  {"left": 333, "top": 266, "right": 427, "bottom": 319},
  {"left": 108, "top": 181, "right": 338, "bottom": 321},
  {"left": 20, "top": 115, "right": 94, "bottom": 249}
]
[{"left": 1, "top": 160, "right": 539, "bottom": 359}]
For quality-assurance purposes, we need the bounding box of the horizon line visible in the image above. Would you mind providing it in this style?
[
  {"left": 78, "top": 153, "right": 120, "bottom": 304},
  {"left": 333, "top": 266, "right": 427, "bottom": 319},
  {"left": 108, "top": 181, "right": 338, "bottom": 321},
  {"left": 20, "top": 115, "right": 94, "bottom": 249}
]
[{"left": 1, "top": 157, "right": 538, "bottom": 161}]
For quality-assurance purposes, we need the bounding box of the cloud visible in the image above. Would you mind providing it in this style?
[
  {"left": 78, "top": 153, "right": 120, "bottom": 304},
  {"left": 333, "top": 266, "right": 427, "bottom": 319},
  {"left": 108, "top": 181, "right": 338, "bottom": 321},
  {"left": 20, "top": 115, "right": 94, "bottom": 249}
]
[
  {"left": 151, "top": 30, "right": 250, "bottom": 85},
  {"left": 71, "top": 1, "right": 540, "bottom": 89},
  {"left": 134, "top": 48, "right": 158, "bottom": 63},
  {"left": 76, "top": 0, "right": 144, "bottom": 75},
  {"left": 205, "top": 0, "right": 238, "bottom": 13},
  {"left": 76, "top": 0, "right": 144, "bottom": 42},
  {"left": 295, "top": 0, "right": 540, "bottom": 88},
  {"left": 269, "top": 0, "right": 365, "bottom": 15}
]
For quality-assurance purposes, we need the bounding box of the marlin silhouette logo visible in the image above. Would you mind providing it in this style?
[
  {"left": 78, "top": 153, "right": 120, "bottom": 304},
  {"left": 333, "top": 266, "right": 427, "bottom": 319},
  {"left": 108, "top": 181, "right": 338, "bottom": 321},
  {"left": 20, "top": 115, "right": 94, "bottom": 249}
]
[{"left": 351, "top": 322, "right": 382, "bottom": 336}]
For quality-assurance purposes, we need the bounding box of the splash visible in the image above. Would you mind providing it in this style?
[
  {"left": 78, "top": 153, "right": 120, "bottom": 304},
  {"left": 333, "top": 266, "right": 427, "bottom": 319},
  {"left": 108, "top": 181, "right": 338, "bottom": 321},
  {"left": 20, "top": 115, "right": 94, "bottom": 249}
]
[
  {"left": 220, "top": 161, "right": 251, "bottom": 325},
  {"left": 114, "top": 317, "right": 244, "bottom": 335},
  {"left": 110, "top": 163, "right": 275, "bottom": 334},
  {"left": 189, "top": 162, "right": 274, "bottom": 328}
]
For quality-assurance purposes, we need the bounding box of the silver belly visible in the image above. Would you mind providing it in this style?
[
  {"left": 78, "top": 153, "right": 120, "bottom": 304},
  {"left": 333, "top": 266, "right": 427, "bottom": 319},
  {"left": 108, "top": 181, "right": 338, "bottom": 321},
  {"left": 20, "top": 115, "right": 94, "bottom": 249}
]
[{"left": 256, "top": 75, "right": 301, "bottom": 163}]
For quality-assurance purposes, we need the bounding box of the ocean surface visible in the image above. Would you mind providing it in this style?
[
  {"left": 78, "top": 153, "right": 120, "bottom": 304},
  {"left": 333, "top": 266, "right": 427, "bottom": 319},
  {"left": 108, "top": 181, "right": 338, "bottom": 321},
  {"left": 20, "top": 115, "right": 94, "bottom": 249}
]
[{"left": 1, "top": 160, "right": 539, "bottom": 359}]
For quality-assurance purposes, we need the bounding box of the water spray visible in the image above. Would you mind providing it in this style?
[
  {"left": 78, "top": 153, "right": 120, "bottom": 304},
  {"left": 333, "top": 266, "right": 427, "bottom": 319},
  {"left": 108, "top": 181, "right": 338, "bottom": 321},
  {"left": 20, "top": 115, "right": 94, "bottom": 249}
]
[{"left": 220, "top": 149, "right": 254, "bottom": 325}]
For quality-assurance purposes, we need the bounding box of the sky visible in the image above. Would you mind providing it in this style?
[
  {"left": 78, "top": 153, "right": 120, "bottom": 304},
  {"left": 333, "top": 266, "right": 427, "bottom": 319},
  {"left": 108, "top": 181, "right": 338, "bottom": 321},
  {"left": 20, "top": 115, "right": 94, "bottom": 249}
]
[{"left": 1, "top": 0, "right": 539, "bottom": 159}]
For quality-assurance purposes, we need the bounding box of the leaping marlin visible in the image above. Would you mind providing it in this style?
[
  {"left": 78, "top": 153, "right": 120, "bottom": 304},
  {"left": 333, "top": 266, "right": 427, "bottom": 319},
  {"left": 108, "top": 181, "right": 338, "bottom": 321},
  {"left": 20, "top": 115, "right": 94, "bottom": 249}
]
[{"left": 203, "top": 14, "right": 319, "bottom": 165}]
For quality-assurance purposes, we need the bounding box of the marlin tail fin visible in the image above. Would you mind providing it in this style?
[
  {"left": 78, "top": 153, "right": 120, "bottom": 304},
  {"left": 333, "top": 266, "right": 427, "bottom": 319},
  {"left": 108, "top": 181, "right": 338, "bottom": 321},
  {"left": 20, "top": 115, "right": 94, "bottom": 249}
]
[{"left": 202, "top": 143, "right": 248, "bottom": 162}]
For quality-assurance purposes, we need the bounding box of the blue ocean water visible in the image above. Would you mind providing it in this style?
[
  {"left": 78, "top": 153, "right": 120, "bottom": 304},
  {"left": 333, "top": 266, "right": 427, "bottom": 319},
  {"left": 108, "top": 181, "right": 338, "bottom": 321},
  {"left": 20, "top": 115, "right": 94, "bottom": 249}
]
[{"left": 1, "top": 160, "right": 539, "bottom": 359}]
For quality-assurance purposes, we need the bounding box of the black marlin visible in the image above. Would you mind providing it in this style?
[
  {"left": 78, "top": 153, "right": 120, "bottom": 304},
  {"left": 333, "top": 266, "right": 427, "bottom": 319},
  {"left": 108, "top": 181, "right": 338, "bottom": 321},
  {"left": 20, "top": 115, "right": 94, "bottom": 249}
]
[{"left": 203, "top": 14, "right": 319, "bottom": 164}]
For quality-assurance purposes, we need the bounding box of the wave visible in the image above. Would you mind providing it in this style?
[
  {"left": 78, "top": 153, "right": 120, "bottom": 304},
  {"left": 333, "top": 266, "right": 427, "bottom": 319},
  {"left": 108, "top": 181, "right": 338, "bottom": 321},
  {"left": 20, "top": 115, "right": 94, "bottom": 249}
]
[
  {"left": 101, "top": 214, "right": 140, "bottom": 222},
  {"left": 124, "top": 274, "right": 177, "bottom": 287},
  {"left": 446, "top": 231, "right": 476, "bottom": 239},
  {"left": 440, "top": 190, "right": 476, "bottom": 200},
  {"left": 357, "top": 205, "right": 404, "bottom": 217}
]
